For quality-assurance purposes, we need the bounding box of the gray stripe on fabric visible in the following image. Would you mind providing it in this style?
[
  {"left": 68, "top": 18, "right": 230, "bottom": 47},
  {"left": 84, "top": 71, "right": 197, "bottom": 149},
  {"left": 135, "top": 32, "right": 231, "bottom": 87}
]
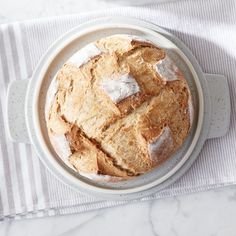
[
  {"left": 0, "top": 194, "right": 3, "bottom": 215},
  {"left": 0, "top": 104, "right": 15, "bottom": 212},
  {"left": 0, "top": 29, "right": 10, "bottom": 84},
  {"left": 25, "top": 145, "right": 39, "bottom": 207},
  {"left": 39, "top": 161, "right": 50, "bottom": 208},
  {"left": 8, "top": 23, "right": 27, "bottom": 212},
  {"left": 19, "top": 23, "right": 33, "bottom": 76}
]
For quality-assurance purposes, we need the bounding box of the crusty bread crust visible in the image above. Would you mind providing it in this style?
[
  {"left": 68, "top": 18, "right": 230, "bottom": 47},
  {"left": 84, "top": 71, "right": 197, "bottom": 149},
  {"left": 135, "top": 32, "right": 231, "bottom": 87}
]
[{"left": 46, "top": 35, "right": 193, "bottom": 178}]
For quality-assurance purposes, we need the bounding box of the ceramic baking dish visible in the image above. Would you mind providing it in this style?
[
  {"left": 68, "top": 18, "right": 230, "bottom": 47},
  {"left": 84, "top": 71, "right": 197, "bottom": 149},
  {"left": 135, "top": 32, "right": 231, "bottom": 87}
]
[{"left": 7, "top": 17, "right": 230, "bottom": 200}]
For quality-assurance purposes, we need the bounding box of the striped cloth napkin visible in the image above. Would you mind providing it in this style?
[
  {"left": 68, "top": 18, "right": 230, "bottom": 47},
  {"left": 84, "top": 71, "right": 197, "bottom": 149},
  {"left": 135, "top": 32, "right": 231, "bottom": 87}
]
[{"left": 0, "top": 0, "right": 236, "bottom": 220}]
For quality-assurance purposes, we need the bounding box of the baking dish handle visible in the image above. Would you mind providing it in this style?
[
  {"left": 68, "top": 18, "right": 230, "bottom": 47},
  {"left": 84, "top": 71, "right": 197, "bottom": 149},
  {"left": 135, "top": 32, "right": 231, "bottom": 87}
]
[
  {"left": 7, "top": 79, "right": 31, "bottom": 143},
  {"left": 205, "top": 73, "right": 231, "bottom": 139}
]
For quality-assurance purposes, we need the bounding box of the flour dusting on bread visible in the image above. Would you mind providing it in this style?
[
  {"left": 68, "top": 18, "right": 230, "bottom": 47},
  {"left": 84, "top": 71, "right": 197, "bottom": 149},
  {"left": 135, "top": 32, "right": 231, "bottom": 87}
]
[
  {"left": 148, "top": 126, "right": 174, "bottom": 164},
  {"left": 49, "top": 134, "right": 73, "bottom": 168},
  {"left": 155, "top": 56, "right": 180, "bottom": 82},
  {"left": 188, "top": 95, "right": 194, "bottom": 126},
  {"left": 68, "top": 43, "right": 102, "bottom": 67},
  {"left": 45, "top": 76, "right": 58, "bottom": 115},
  {"left": 101, "top": 73, "right": 140, "bottom": 103}
]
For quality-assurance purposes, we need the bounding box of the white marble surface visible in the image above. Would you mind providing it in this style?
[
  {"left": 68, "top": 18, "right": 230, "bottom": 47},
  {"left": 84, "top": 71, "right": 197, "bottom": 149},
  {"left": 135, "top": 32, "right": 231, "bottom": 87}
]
[
  {"left": 1, "top": 0, "right": 236, "bottom": 235},
  {"left": 1, "top": 186, "right": 236, "bottom": 236}
]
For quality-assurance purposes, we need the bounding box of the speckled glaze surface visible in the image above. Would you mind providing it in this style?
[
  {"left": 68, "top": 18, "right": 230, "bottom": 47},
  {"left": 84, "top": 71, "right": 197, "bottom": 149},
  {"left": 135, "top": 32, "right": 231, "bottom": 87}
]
[{"left": 7, "top": 17, "right": 230, "bottom": 200}]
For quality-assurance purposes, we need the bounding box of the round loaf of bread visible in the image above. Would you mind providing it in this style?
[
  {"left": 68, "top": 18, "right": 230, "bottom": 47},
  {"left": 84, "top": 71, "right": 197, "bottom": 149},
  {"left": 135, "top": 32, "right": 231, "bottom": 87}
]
[{"left": 46, "top": 34, "right": 193, "bottom": 181}]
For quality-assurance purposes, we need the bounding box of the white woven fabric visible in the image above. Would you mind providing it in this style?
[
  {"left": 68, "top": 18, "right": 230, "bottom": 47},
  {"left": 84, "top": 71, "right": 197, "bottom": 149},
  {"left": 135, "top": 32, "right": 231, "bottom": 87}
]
[{"left": 0, "top": 0, "right": 235, "bottom": 219}]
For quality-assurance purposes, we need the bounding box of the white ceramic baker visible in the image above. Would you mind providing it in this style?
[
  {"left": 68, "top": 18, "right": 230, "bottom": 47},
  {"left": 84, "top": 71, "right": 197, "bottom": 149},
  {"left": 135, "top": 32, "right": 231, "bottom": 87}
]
[{"left": 7, "top": 17, "right": 230, "bottom": 200}]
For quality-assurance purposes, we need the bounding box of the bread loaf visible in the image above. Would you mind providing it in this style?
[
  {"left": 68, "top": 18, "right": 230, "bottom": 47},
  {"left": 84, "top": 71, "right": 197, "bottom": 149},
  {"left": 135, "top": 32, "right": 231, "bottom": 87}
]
[{"left": 46, "top": 34, "right": 193, "bottom": 181}]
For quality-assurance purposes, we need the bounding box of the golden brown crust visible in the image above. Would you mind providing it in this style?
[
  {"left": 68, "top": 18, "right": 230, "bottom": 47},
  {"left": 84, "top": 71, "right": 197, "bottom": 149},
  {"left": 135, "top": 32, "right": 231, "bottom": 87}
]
[
  {"left": 66, "top": 126, "right": 130, "bottom": 177},
  {"left": 46, "top": 35, "right": 193, "bottom": 178}
]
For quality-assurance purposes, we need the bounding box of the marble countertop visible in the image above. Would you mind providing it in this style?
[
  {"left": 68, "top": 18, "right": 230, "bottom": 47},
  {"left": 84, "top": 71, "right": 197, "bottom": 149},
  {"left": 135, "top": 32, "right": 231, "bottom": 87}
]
[
  {"left": 0, "top": 0, "right": 236, "bottom": 235},
  {"left": 1, "top": 186, "right": 236, "bottom": 236}
]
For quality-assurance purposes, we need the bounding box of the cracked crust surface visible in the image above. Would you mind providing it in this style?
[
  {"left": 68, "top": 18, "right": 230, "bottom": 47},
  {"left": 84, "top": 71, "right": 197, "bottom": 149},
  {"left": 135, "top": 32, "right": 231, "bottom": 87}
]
[{"left": 46, "top": 34, "right": 193, "bottom": 179}]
